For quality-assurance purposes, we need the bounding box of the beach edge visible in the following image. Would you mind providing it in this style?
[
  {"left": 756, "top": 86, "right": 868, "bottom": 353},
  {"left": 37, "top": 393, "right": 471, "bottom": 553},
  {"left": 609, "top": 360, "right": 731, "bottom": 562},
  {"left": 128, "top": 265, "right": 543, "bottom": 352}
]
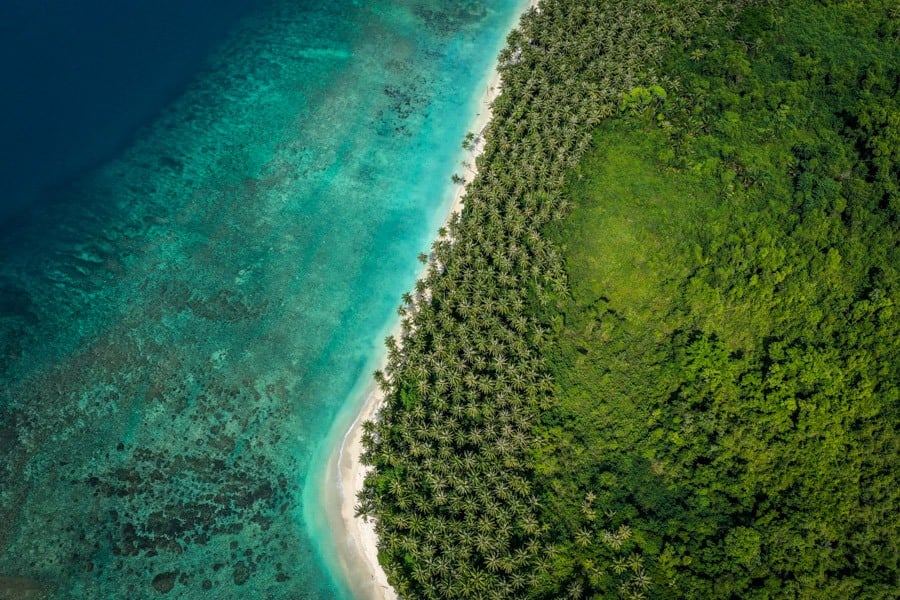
[{"left": 324, "top": 2, "right": 539, "bottom": 598}]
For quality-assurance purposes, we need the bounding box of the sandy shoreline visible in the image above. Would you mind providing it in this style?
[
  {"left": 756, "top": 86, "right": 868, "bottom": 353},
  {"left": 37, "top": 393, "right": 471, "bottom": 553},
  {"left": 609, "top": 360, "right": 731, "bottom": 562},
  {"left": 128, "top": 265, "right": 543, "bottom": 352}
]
[{"left": 323, "top": 3, "right": 538, "bottom": 598}]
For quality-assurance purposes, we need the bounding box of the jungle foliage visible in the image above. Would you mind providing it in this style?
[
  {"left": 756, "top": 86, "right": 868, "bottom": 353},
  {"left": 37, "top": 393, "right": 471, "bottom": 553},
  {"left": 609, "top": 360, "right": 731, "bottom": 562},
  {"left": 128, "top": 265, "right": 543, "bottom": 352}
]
[{"left": 361, "top": 0, "right": 898, "bottom": 598}]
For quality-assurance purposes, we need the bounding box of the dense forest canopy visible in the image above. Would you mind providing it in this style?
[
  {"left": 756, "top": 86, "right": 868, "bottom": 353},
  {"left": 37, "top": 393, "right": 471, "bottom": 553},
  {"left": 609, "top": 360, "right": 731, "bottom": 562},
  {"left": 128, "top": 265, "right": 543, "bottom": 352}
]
[{"left": 360, "top": 0, "right": 898, "bottom": 598}]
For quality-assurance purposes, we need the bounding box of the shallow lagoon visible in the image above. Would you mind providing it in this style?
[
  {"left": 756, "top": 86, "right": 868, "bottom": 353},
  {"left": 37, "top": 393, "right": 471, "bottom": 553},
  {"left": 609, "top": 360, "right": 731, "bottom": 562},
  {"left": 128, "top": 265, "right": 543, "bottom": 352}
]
[{"left": 0, "top": 1, "right": 525, "bottom": 597}]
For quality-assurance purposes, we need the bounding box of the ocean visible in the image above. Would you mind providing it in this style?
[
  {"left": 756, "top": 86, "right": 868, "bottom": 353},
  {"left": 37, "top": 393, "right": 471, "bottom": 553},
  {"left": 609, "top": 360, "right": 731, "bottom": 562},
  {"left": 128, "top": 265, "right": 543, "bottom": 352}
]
[
  {"left": 0, "top": 0, "right": 259, "bottom": 224},
  {"left": 0, "top": 1, "right": 525, "bottom": 597}
]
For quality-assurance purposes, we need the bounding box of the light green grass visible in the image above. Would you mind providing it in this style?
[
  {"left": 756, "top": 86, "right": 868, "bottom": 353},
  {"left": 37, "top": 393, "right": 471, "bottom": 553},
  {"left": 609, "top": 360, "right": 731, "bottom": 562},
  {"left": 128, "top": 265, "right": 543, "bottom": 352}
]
[{"left": 553, "top": 125, "right": 716, "bottom": 328}]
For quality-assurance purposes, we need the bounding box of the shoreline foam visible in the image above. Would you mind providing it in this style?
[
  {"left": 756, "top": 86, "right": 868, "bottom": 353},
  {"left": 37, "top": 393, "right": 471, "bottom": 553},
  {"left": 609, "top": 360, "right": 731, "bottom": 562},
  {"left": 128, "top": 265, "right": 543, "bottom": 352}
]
[{"left": 322, "top": 2, "right": 538, "bottom": 598}]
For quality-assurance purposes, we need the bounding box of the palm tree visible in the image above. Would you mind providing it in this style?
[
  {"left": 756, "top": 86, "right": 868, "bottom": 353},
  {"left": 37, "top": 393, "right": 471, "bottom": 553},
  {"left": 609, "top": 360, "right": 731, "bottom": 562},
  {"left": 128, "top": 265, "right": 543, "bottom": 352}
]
[
  {"left": 575, "top": 527, "right": 592, "bottom": 547},
  {"left": 634, "top": 570, "right": 652, "bottom": 590}
]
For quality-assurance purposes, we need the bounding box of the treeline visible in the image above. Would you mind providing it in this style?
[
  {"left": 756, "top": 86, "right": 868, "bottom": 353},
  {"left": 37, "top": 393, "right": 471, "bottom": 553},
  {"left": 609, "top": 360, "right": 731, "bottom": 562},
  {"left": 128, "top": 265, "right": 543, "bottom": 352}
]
[{"left": 360, "top": 0, "right": 898, "bottom": 598}]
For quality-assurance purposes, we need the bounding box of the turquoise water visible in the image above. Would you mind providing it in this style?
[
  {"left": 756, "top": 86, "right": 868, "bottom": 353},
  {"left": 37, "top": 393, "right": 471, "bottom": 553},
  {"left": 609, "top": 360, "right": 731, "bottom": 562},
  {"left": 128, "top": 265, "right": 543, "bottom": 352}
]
[{"left": 0, "top": 1, "right": 525, "bottom": 597}]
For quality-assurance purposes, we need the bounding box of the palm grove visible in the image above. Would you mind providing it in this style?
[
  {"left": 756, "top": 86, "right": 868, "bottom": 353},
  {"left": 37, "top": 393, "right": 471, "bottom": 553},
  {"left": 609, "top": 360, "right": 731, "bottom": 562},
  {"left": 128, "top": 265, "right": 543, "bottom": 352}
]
[{"left": 357, "top": 1, "right": 898, "bottom": 598}]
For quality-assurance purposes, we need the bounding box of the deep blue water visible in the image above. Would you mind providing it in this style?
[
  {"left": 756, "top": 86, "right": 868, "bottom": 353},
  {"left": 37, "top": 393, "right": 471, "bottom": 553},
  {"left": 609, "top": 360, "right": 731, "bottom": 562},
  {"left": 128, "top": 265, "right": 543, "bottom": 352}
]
[
  {"left": 0, "top": 0, "right": 259, "bottom": 223},
  {"left": 0, "top": 1, "right": 527, "bottom": 598}
]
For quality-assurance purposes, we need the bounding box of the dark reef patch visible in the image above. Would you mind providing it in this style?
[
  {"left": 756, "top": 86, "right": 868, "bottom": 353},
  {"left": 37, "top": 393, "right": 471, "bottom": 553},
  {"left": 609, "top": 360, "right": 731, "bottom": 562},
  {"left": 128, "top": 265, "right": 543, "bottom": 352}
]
[{"left": 151, "top": 572, "right": 178, "bottom": 594}]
